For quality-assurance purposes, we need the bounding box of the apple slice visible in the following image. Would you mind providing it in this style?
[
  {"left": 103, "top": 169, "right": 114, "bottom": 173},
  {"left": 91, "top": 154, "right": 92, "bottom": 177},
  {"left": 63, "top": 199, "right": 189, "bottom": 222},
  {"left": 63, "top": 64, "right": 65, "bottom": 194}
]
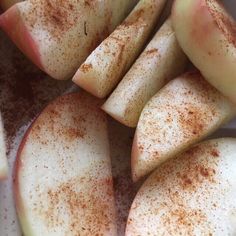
[
  {"left": 0, "top": 0, "right": 22, "bottom": 10},
  {"left": 132, "top": 71, "right": 236, "bottom": 181},
  {"left": 73, "top": 0, "right": 167, "bottom": 98},
  {"left": 0, "top": 113, "right": 8, "bottom": 180},
  {"left": 102, "top": 18, "right": 187, "bottom": 127},
  {"left": 14, "top": 92, "right": 117, "bottom": 235},
  {"left": 172, "top": 0, "right": 236, "bottom": 104},
  {"left": 126, "top": 138, "right": 236, "bottom": 235},
  {"left": 0, "top": 0, "right": 137, "bottom": 80}
]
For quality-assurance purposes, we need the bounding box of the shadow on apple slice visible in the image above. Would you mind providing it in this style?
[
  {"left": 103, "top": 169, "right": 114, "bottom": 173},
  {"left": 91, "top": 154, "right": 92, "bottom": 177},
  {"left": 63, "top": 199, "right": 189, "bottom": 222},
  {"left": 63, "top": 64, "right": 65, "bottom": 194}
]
[
  {"left": 73, "top": 0, "right": 168, "bottom": 98},
  {"left": 0, "top": 112, "right": 8, "bottom": 180},
  {"left": 132, "top": 71, "right": 236, "bottom": 182},
  {"left": 108, "top": 118, "right": 141, "bottom": 235},
  {"left": 14, "top": 92, "right": 117, "bottom": 235},
  {"left": 126, "top": 138, "right": 236, "bottom": 235}
]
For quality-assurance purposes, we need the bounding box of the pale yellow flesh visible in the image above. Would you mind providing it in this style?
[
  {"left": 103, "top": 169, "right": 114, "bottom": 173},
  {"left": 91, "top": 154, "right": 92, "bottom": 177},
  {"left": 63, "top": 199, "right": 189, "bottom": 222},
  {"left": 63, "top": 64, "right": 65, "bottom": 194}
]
[
  {"left": 73, "top": 0, "right": 167, "bottom": 98},
  {"left": 127, "top": 138, "right": 236, "bottom": 235},
  {"left": 132, "top": 72, "right": 236, "bottom": 181},
  {"left": 172, "top": 0, "right": 236, "bottom": 104},
  {"left": 15, "top": 93, "right": 117, "bottom": 236},
  {"left": 102, "top": 18, "right": 187, "bottom": 127},
  {"left": 0, "top": 113, "right": 8, "bottom": 180}
]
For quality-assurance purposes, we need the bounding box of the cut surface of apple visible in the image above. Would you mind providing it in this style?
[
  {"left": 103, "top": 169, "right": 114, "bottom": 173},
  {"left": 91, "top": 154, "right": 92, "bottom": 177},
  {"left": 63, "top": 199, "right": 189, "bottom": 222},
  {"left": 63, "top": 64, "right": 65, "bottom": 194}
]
[
  {"left": 102, "top": 18, "right": 187, "bottom": 127},
  {"left": 0, "top": 0, "right": 22, "bottom": 10},
  {"left": 0, "top": 112, "right": 8, "bottom": 180},
  {"left": 14, "top": 92, "right": 117, "bottom": 236},
  {"left": 132, "top": 71, "right": 236, "bottom": 181},
  {"left": 73, "top": 0, "right": 167, "bottom": 98},
  {"left": 126, "top": 138, "right": 236, "bottom": 235},
  {"left": 0, "top": 0, "right": 137, "bottom": 80},
  {"left": 172, "top": 0, "right": 236, "bottom": 104}
]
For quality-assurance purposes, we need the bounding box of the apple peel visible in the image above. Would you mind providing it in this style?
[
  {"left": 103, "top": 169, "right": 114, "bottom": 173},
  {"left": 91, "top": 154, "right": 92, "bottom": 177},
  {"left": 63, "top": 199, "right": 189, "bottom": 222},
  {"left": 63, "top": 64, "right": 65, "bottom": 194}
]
[
  {"left": 14, "top": 92, "right": 117, "bottom": 236},
  {"left": 127, "top": 138, "right": 236, "bottom": 235},
  {"left": 172, "top": 0, "right": 236, "bottom": 104},
  {"left": 132, "top": 71, "right": 236, "bottom": 181}
]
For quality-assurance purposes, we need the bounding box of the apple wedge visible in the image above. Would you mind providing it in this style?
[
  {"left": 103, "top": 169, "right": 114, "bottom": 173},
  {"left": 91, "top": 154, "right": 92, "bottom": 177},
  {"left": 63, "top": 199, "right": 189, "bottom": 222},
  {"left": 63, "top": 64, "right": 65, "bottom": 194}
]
[
  {"left": 172, "top": 0, "right": 236, "bottom": 104},
  {"left": 102, "top": 18, "right": 187, "bottom": 127},
  {"left": 126, "top": 138, "right": 236, "bottom": 235},
  {"left": 73, "top": 0, "right": 167, "bottom": 98},
  {"left": 132, "top": 71, "right": 236, "bottom": 182},
  {"left": 14, "top": 93, "right": 117, "bottom": 235},
  {"left": 0, "top": 0, "right": 22, "bottom": 10},
  {"left": 0, "top": 0, "right": 137, "bottom": 80},
  {"left": 0, "top": 113, "right": 8, "bottom": 180}
]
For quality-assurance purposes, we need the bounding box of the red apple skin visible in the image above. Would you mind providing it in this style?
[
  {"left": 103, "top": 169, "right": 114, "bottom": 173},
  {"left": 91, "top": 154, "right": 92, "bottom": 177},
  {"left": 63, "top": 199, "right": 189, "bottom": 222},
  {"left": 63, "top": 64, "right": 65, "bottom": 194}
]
[
  {"left": 13, "top": 93, "right": 117, "bottom": 235},
  {"left": 172, "top": 0, "right": 236, "bottom": 104},
  {"left": 0, "top": 5, "right": 43, "bottom": 71},
  {"left": 13, "top": 117, "right": 36, "bottom": 227},
  {"left": 14, "top": 140, "right": 26, "bottom": 224},
  {"left": 0, "top": 1, "right": 138, "bottom": 80}
]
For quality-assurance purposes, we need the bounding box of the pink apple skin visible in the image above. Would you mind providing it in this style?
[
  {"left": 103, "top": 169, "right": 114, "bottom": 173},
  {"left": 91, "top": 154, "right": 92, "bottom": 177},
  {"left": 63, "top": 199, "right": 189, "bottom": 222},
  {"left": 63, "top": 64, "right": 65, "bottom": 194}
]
[
  {"left": 172, "top": 0, "right": 236, "bottom": 104},
  {"left": 0, "top": 5, "right": 43, "bottom": 71},
  {"left": 0, "top": 0, "right": 137, "bottom": 80},
  {"left": 14, "top": 119, "right": 34, "bottom": 235},
  {"left": 13, "top": 92, "right": 117, "bottom": 236},
  {"left": 131, "top": 71, "right": 236, "bottom": 182},
  {"left": 126, "top": 138, "right": 236, "bottom": 235},
  {"left": 14, "top": 111, "right": 41, "bottom": 235}
]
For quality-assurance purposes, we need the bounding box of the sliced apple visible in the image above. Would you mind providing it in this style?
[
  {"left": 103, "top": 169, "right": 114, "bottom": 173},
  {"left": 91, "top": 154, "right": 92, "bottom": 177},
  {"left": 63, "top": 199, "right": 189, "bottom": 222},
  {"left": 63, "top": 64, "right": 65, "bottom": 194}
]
[
  {"left": 0, "top": 112, "right": 8, "bottom": 180},
  {"left": 14, "top": 92, "right": 117, "bottom": 235},
  {"left": 132, "top": 71, "right": 236, "bottom": 182},
  {"left": 126, "top": 138, "right": 236, "bottom": 235},
  {"left": 102, "top": 18, "right": 187, "bottom": 127},
  {"left": 0, "top": 0, "right": 22, "bottom": 10},
  {"left": 172, "top": 0, "right": 236, "bottom": 104},
  {"left": 73, "top": 0, "right": 167, "bottom": 98},
  {"left": 0, "top": 0, "right": 137, "bottom": 80}
]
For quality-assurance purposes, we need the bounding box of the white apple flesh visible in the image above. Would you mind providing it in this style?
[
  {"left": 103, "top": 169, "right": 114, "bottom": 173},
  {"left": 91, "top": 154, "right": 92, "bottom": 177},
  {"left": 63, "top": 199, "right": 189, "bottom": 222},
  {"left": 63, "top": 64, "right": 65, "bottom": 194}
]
[
  {"left": 126, "top": 138, "right": 236, "bottom": 235},
  {"left": 102, "top": 18, "right": 187, "bottom": 127},
  {"left": 0, "top": 113, "right": 8, "bottom": 180},
  {"left": 132, "top": 71, "right": 236, "bottom": 181},
  {"left": 0, "top": 0, "right": 137, "bottom": 80},
  {"left": 73, "top": 0, "right": 167, "bottom": 98},
  {"left": 172, "top": 0, "right": 236, "bottom": 104},
  {"left": 14, "top": 92, "right": 117, "bottom": 236}
]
